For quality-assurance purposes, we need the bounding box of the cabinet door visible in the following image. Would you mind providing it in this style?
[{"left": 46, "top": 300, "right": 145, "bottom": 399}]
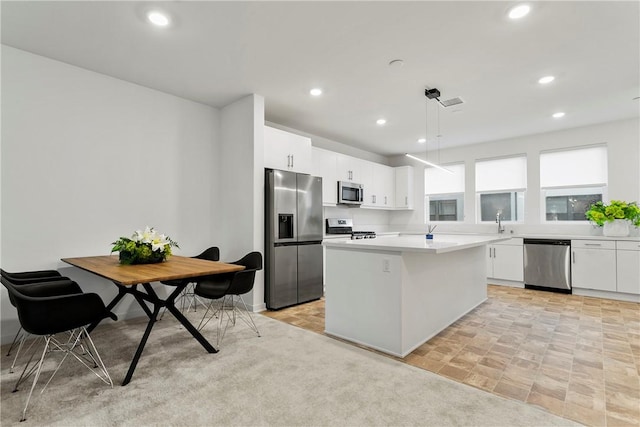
[
  {"left": 395, "top": 166, "right": 414, "bottom": 209},
  {"left": 264, "top": 126, "right": 292, "bottom": 171},
  {"left": 311, "top": 147, "right": 337, "bottom": 205},
  {"left": 336, "top": 154, "right": 369, "bottom": 183},
  {"left": 486, "top": 246, "right": 494, "bottom": 277},
  {"left": 377, "top": 164, "right": 395, "bottom": 208},
  {"left": 492, "top": 245, "right": 524, "bottom": 281},
  {"left": 288, "top": 135, "right": 312, "bottom": 173},
  {"left": 264, "top": 126, "right": 312, "bottom": 174},
  {"left": 616, "top": 249, "right": 640, "bottom": 295},
  {"left": 572, "top": 248, "right": 617, "bottom": 291}
]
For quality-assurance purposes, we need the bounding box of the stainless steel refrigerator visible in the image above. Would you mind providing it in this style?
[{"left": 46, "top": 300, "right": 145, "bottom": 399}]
[{"left": 265, "top": 169, "right": 323, "bottom": 309}]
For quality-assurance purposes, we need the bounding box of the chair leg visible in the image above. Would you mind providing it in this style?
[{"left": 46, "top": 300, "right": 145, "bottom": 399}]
[
  {"left": 196, "top": 299, "right": 220, "bottom": 331},
  {"left": 233, "top": 295, "right": 261, "bottom": 338},
  {"left": 6, "top": 327, "right": 23, "bottom": 357},
  {"left": 9, "top": 332, "right": 28, "bottom": 373},
  {"left": 20, "top": 336, "right": 51, "bottom": 422}
]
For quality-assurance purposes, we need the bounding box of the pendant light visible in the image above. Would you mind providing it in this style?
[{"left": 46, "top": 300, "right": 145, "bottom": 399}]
[{"left": 405, "top": 88, "right": 453, "bottom": 174}]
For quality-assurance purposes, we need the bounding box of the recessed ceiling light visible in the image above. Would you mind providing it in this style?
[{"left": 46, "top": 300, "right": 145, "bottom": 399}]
[
  {"left": 538, "top": 75, "right": 555, "bottom": 84},
  {"left": 508, "top": 4, "right": 531, "bottom": 19},
  {"left": 309, "top": 88, "right": 323, "bottom": 97},
  {"left": 417, "top": 138, "right": 426, "bottom": 144},
  {"left": 147, "top": 11, "right": 170, "bottom": 27},
  {"left": 552, "top": 112, "right": 565, "bottom": 118},
  {"left": 376, "top": 118, "right": 387, "bottom": 125},
  {"left": 388, "top": 59, "right": 404, "bottom": 68}
]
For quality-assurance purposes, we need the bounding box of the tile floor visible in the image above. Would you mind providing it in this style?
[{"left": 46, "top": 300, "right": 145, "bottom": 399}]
[{"left": 262, "top": 285, "right": 640, "bottom": 427}]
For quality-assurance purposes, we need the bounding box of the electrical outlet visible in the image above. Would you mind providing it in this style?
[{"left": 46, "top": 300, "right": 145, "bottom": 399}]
[{"left": 383, "top": 259, "right": 391, "bottom": 272}]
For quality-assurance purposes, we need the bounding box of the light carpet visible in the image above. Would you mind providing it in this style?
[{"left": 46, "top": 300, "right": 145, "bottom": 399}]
[{"left": 1, "top": 312, "right": 581, "bottom": 426}]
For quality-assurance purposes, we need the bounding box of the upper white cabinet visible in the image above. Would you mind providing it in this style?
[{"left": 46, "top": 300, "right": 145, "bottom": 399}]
[
  {"left": 264, "top": 126, "right": 312, "bottom": 174},
  {"left": 487, "top": 238, "right": 524, "bottom": 282},
  {"left": 366, "top": 163, "right": 395, "bottom": 208},
  {"left": 336, "top": 153, "right": 369, "bottom": 183},
  {"left": 311, "top": 147, "right": 338, "bottom": 205},
  {"left": 571, "top": 240, "right": 617, "bottom": 292},
  {"left": 395, "top": 166, "right": 414, "bottom": 209},
  {"left": 616, "top": 241, "right": 640, "bottom": 295}
]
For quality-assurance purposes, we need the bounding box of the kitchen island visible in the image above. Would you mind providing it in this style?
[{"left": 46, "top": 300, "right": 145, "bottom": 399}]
[{"left": 323, "top": 234, "right": 510, "bottom": 357}]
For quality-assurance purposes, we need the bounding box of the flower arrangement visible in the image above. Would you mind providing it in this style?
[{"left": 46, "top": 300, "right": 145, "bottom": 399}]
[
  {"left": 111, "top": 226, "right": 179, "bottom": 265},
  {"left": 585, "top": 200, "right": 640, "bottom": 227}
]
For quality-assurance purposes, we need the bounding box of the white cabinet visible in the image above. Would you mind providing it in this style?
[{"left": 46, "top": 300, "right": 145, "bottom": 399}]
[
  {"left": 616, "top": 241, "right": 640, "bottom": 295},
  {"left": 336, "top": 153, "right": 369, "bottom": 183},
  {"left": 571, "top": 240, "right": 617, "bottom": 292},
  {"left": 395, "top": 166, "right": 414, "bottom": 209},
  {"left": 487, "top": 238, "right": 524, "bottom": 282},
  {"left": 264, "top": 126, "right": 312, "bottom": 174},
  {"left": 365, "top": 163, "right": 395, "bottom": 208},
  {"left": 311, "top": 147, "right": 338, "bottom": 205}
]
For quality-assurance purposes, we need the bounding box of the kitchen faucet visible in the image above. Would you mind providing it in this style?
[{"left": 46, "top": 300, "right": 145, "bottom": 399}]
[{"left": 496, "top": 211, "right": 505, "bottom": 234}]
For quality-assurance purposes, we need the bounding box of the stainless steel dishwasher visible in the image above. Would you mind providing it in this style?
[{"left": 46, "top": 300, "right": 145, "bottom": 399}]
[{"left": 523, "top": 239, "right": 572, "bottom": 293}]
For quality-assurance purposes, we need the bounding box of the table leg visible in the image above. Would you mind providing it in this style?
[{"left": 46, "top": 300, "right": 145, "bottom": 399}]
[
  {"left": 121, "top": 304, "right": 161, "bottom": 386},
  {"left": 132, "top": 285, "right": 154, "bottom": 319},
  {"left": 165, "top": 285, "right": 217, "bottom": 354},
  {"left": 87, "top": 285, "right": 127, "bottom": 333}
]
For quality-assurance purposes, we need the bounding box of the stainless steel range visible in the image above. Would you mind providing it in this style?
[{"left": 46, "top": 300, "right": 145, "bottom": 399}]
[{"left": 326, "top": 218, "right": 376, "bottom": 240}]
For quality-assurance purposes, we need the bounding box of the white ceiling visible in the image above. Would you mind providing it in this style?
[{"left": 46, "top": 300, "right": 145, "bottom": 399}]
[{"left": 2, "top": 1, "right": 639, "bottom": 156}]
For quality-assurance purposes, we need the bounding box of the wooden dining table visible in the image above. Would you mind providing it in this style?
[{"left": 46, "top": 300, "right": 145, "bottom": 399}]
[{"left": 61, "top": 255, "right": 244, "bottom": 386}]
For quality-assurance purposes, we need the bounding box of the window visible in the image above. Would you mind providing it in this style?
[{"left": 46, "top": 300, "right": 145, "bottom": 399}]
[
  {"left": 424, "top": 163, "right": 465, "bottom": 222},
  {"left": 540, "top": 146, "right": 607, "bottom": 222},
  {"left": 475, "top": 156, "right": 526, "bottom": 222}
]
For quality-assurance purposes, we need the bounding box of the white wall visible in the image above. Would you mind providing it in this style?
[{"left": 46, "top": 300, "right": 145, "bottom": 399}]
[
  {"left": 389, "top": 118, "right": 640, "bottom": 236},
  {"left": 219, "top": 94, "right": 266, "bottom": 311},
  {"left": 1, "top": 47, "right": 221, "bottom": 342}
]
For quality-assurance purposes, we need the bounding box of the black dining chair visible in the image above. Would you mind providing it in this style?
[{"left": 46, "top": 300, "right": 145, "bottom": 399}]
[
  {"left": 194, "top": 251, "right": 262, "bottom": 345},
  {"left": 159, "top": 246, "right": 220, "bottom": 318},
  {"left": 1, "top": 269, "right": 72, "bottom": 371},
  {"left": 1, "top": 276, "right": 116, "bottom": 422}
]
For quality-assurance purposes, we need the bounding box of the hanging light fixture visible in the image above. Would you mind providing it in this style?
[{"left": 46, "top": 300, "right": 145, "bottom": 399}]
[{"left": 405, "top": 88, "right": 453, "bottom": 174}]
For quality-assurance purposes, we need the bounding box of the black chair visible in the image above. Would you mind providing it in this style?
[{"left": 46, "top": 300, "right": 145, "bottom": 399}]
[
  {"left": 1, "top": 269, "right": 71, "bottom": 371},
  {"left": 1, "top": 277, "right": 116, "bottom": 422},
  {"left": 194, "top": 251, "right": 262, "bottom": 345},
  {"left": 159, "top": 247, "right": 220, "bottom": 317}
]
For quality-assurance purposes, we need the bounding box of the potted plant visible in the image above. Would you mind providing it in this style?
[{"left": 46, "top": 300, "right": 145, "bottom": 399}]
[
  {"left": 585, "top": 200, "right": 640, "bottom": 237},
  {"left": 111, "top": 226, "right": 179, "bottom": 265}
]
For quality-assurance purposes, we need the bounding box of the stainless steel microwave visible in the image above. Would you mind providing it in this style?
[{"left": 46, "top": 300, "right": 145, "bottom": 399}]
[{"left": 337, "top": 181, "right": 364, "bottom": 205}]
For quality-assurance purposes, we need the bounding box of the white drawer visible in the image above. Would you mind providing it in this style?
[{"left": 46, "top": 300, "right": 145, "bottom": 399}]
[
  {"left": 572, "top": 240, "right": 616, "bottom": 250},
  {"left": 617, "top": 241, "right": 640, "bottom": 251},
  {"left": 494, "top": 237, "right": 523, "bottom": 246}
]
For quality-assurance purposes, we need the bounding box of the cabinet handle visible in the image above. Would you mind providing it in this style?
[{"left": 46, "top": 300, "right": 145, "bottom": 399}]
[
  {"left": 493, "top": 248, "right": 496, "bottom": 258},
  {"left": 572, "top": 251, "right": 575, "bottom": 264},
  {"left": 489, "top": 247, "right": 492, "bottom": 258},
  {"left": 287, "top": 155, "right": 291, "bottom": 168},
  {"left": 405, "top": 196, "right": 408, "bottom": 206},
  {"left": 584, "top": 243, "right": 601, "bottom": 247},
  {"left": 384, "top": 196, "right": 387, "bottom": 205}
]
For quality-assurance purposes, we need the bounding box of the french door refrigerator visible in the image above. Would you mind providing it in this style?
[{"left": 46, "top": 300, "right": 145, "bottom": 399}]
[{"left": 265, "top": 169, "right": 323, "bottom": 309}]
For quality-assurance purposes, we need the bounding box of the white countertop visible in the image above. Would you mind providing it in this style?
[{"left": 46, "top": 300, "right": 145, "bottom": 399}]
[{"left": 323, "top": 233, "right": 511, "bottom": 254}]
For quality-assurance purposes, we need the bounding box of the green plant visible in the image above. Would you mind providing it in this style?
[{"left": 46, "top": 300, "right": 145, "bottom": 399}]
[
  {"left": 111, "top": 226, "right": 179, "bottom": 265},
  {"left": 585, "top": 200, "right": 640, "bottom": 227}
]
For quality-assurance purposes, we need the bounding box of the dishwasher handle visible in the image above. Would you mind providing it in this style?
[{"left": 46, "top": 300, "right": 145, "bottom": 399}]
[{"left": 523, "top": 238, "right": 571, "bottom": 246}]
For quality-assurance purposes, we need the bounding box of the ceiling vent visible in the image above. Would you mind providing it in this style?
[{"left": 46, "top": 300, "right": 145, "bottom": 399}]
[{"left": 439, "top": 97, "right": 464, "bottom": 108}]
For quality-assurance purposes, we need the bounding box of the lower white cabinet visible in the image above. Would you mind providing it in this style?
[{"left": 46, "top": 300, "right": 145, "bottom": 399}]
[
  {"left": 616, "top": 241, "right": 640, "bottom": 295},
  {"left": 487, "top": 238, "right": 524, "bottom": 282},
  {"left": 571, "top": 240, "right": 617, "bottom": 292}
]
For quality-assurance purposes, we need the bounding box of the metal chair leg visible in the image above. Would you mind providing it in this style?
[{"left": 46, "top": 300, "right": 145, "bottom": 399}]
[
  {"left": 20, "top": 336, "right": 50, "bottom": 422},
  {"left": 9, "top": 333, "right": 28, "bottom": 373},
  {"left": 6, "top": 327, "right": 23, "bottom": 356}
]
